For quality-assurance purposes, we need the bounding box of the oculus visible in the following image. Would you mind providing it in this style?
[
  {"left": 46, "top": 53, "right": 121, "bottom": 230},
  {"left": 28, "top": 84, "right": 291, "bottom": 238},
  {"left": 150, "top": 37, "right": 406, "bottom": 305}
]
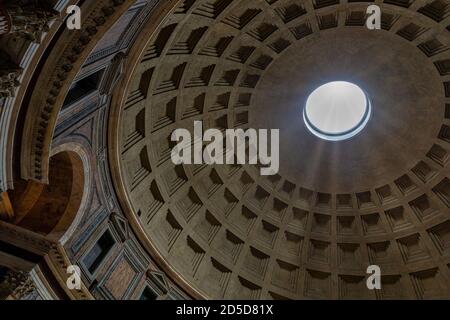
[{"left": 303, "top": 81, "right": 371, "bottom": 141}]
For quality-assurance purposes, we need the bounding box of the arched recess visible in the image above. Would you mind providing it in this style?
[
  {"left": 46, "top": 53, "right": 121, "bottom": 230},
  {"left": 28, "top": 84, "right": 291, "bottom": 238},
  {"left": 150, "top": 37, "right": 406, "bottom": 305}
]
[
  {"left": 8, "top": 142, "right": 92, "bottom": 244},
  {"left": 47, "top": 142, "right": 93, "bottom": 244}
]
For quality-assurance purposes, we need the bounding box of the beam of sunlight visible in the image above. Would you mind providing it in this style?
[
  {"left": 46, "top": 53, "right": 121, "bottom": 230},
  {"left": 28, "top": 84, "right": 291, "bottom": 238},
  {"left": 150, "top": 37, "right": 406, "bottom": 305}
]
[{"left": 304, "top": 81, "right": 371, "bottom": 141}]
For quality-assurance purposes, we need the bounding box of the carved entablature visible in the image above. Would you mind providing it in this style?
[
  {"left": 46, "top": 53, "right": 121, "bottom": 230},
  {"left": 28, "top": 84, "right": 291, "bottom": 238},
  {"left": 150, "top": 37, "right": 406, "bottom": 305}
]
[
  {"left": 0, "top": 50, "right": 22, "bottom": 98},
  {"left": 3, "top": 1, "right": 58, "bottom": 43}
]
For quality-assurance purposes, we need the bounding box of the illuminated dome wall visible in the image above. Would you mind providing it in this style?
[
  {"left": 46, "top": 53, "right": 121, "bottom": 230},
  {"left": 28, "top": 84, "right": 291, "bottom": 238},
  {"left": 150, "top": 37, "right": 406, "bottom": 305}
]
[{"left": 112, "top": 0, "right": 450, "bottom": 299}]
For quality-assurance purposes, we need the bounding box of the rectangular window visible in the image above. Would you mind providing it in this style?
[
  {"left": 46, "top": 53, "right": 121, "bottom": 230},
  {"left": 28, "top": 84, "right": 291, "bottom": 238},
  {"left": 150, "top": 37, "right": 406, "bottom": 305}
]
[
  {"left": 63, "top": 69, "right": 104, "bottom": 108},
  {"left": 84, "top": 230, "right": 115, "bottom": 274},
  {"left": 140, "top": 287, "right": 158, "bottom": 300}
]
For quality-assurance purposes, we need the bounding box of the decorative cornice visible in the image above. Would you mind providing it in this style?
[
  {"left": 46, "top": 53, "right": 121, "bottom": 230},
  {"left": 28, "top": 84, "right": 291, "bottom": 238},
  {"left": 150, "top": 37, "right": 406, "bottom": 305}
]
[
  {"left": 0, "top": 0, "right": 69, "bottom": 193},
  {"left": 0, "top": 220, "right": 54, "bottom": 256},
  {"left": 21, "top": 0, "right": 134, "bottom": 184},
  {"left": 44, "top": 243, "right": 94, "bottom": 300}
]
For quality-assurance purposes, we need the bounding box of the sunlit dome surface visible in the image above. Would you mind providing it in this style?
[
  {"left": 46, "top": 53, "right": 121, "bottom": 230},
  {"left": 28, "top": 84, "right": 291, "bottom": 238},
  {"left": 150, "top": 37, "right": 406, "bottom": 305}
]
[{"left": 303, "top": 81, "right": 371, "bottom": 141}]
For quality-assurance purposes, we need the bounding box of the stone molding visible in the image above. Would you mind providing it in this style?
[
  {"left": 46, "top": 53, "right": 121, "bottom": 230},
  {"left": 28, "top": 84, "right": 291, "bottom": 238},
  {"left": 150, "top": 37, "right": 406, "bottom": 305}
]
[{"left": 20, "top": 0, "right": 133, "bottom": 184}]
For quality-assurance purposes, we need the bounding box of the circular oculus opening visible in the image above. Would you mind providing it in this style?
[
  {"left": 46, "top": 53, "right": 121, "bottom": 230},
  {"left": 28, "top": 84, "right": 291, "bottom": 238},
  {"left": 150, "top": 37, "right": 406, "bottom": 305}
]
[{"left": 303, "top": 81, "right": 371, "bottom": 141}]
